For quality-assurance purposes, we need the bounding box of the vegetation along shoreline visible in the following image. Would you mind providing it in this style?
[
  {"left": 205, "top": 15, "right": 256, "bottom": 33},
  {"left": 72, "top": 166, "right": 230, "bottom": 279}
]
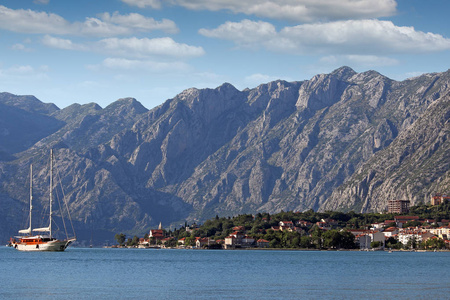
[{"left": 112, "top": 200, "right": 450, "bottom": 251}]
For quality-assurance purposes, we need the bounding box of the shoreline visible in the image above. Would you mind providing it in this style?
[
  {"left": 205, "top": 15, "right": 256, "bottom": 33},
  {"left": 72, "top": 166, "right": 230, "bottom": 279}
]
[{"left": 97, "top": 245, "right": 450, "bottom": 252}]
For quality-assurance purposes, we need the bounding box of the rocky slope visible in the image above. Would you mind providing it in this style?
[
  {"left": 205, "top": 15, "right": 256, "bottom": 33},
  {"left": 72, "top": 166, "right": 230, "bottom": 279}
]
[
  {"left": 0, "top": 93, "right": 63, "bottom": 159},
  {"left": 0, "top": 67, "right": 449, "bottom": 244},
  {"left": 323, "top": 91, "right": 450, "bottom": 212}
]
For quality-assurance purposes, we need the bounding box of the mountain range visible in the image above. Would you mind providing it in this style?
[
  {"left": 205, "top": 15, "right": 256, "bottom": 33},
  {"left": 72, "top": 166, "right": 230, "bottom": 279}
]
[{"left": 1, "top": 66, "right": 449, "bottom": 245}]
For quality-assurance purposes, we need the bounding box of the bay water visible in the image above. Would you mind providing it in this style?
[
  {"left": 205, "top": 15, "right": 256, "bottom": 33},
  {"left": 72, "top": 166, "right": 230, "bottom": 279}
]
[{"left": 1, "top": 247, "right": 449, "bottom": 299}]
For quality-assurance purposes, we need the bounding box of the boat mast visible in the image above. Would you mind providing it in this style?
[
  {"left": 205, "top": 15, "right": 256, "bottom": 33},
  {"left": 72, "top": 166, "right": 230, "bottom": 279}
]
[
  {"left": 29, "top": 164, "right": 33, "bottom": 234},
  {"left": 49, "top": 149, "right": 53, "bottom": 239}
]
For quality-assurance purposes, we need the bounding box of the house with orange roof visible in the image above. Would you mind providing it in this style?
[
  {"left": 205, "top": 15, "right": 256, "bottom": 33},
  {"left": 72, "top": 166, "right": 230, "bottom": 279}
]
[
  {"left": 316, "top": 221, "right": 331, "bottom": 230},
  {"left": 427, "top": 226, "right": 450, "bottom": 239},
  {"left": 394, "top": 216, "right": 420, "bottom": 228},
  {"left": 224, "top": 235, "right": 239, "bottom": 249},
  {"left": 257, "top": 239, "right": 270, "bottom": 248},
  {"left": 431, "top": 193, "right": 450, "bottom": 206},
  {"left": 195, "top": 237, "right": 210, "bottom": 248},
  {"left": 138, "top": 238, "right": 150, "bottom": 248},
  {"left": 233, "top": 226, "right": 245, "bottom": 232},
  {"left": 279, "top": 221, "right": 294, "bottom": 228},
  {"left": 149, "top": 229, "right": 165, "bottom": 242},
  {"left": 177, "top": 237, "right": 186, "bottom": 246},
  {"left": 297, "top": 220, "right": 312, "bottom": 227},
  {"left": 382, "top": 227, "right": 399, "bottom": 238}
]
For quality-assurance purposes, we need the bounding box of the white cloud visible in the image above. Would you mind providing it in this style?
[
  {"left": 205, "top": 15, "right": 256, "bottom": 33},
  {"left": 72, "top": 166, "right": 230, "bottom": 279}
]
[
  {"left": 95, "top": 37, "right": 205, "bottom": 58},
  {"left": 95, "top": 57, "right": 191, "bottom": 72},
  {"left": 199, "top": 19, "right": 276, "bottom": 49},
  {"left": 0, "top": 5, "right": 72, "bottom": 35},
  {"left": 33, "top": 0, "right": 50, "bottom": 4},
  {"left": 98, "top": 12, "right": 178, "bottom": 34},
  {"left": 41, "top": 35, "right": 88, "bottom": 50},
  {"left": 7, "top": 65, "right": 35, "bottom": 74},
  {"left": 123, "top": 0, "right": 397, "bottom": 22},
  {"left": 200, "top": 19, "right": 450, "bottom": 55},
  {"left": 41, "top": 35, "right": 205, "bottom": 59},
  {"left": 76, "top": 17, "right": 133, "bottom": 37},
  {"left": 0, "top": 5, "right": 177, "bottom": 37},
  {"left": 11, "top": 43, "right": 33, "bottom": 52},
  {"left": 121, "top": 0, "right": 162, "bottom": 9},
  {"left": 320, "top": 55, "right": 399, "bottom": 68},
  {"left": 0, "top": 64, "right": 49, "bottom": 81}
]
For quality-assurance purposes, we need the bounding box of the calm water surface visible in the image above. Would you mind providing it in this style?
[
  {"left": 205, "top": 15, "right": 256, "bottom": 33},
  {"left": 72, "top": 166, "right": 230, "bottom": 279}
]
[{"left": 1, "top": 247, "right": 449, "bottom": 299}]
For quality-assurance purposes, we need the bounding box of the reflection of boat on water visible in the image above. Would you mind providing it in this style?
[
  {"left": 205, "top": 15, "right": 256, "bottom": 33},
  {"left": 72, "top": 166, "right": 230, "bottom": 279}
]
[{"left": 11, "top": 149, "right": 76, "bottom": 251}]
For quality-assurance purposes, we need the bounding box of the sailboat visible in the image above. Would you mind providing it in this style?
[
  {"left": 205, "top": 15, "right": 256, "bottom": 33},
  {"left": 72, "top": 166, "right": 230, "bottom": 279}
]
[{"left": 11, "top": 149, "right": 76, "bottom": 251}]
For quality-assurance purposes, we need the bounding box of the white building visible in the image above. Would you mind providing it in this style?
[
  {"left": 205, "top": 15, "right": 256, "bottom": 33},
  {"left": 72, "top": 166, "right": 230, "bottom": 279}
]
[{"left": 356, "top": 231, "right": 385, "bottom": 249}]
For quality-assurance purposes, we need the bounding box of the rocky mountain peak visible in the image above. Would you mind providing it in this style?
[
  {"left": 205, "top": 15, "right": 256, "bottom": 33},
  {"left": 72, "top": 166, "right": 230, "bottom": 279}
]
[
  {"left": 331, "top": 66, "right": 357, "bottom": 80},
  {"left": 104, "top": 97, "right": 148, "bottom": 116},
  {"left": 295, "top": 69, "right": 349, "bottom": 110}
]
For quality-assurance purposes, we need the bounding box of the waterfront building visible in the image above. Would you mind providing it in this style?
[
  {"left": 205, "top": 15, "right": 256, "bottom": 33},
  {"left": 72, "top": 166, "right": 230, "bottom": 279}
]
[
  {"left": 355, "top": 230, "right": 385, "bottom": 249},
  {"left": 149, "top": 222, "right": 165, "bottom": 242},
  {"left": 241, "top": 236, "right": 255, "bottom": 247},
  {"left": 195, "top": 237, "right": 210, "bottom": 248},
  {"left": 257, "top": 239, "right": 270, "bottom": 248}
]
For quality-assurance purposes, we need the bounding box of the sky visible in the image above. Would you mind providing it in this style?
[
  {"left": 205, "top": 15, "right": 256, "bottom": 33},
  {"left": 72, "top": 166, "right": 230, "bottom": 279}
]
[{"left": 0, "top": 0, "right": 449, "bottom": 110}]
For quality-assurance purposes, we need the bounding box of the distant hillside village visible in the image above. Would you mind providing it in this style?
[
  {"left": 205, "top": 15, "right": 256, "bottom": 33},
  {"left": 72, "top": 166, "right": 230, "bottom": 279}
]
[{"left": 114, "top": 195, "right": 450, "bottom": 251}]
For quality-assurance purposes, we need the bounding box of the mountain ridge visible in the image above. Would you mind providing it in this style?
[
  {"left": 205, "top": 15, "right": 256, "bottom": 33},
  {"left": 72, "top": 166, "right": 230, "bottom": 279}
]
[{"left": 0, "top": 66, "right": 449, "bottom": 244}]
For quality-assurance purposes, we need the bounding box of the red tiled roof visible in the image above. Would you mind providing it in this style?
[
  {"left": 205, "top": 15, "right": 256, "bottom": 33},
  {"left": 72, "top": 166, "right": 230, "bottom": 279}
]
[{"left": 394, "top": 216, "right": 420, "bottom": 220}]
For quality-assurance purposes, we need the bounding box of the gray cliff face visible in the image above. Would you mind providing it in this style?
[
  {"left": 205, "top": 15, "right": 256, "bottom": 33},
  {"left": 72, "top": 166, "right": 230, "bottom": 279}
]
[
  {"left": 0, "top": 67, "right": 449, "bottom": 244},
  {"left": 323, "top": 92, "right": 450, "bottom": 212}
]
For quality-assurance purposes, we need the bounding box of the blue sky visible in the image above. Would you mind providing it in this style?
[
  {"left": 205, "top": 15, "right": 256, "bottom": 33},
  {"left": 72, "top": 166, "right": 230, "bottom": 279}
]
[{"left": 0, "top": 0, "right": 449, "bottom": 109}]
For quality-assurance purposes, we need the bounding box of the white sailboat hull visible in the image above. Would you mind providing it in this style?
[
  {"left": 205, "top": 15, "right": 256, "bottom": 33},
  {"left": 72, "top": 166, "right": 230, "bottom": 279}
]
[
  {"left": 13, "top": 238, "right": 74, "bottom": 252},
  {"left": 12, "top": 150, "right": 76, "bottom": 251}
]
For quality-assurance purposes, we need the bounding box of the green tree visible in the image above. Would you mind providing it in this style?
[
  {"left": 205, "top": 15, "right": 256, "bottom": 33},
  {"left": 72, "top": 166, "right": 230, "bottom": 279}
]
[
  {"left": 323, "top": 230, "right": 356, "bottom": 249},
  {"left": 323, "top": 230, "right": 342, "bottom": 249},
  {"left": 340, "top": 231, "right": 356, "bottom": 249},
  {"left": 300, "top": 236, "right": 312, "bottom": 248},
  {"left": 184, "top": 236, "right": 195, "bottom": 247},
  {"left": 424, "top": 238, "right": 445, "bottom": 250},
  {"left": 405, "top": 236, "right": 418, "bottom": 249},
  {"left": 130, "top": 235, "right": 139, "bottom": 246},
  {"left": 114, "top": 233, "right": 126, "bottom": 246},
  {"left": 269, "top": 239, "right": 278, "bottom": 248},
  {"left": 310, "top": 225, "right": 323, "bottom": 249},
  {"left": 385, "top": 237, "right": 402, "bottom": 249},
  {"left": 371, "top": 241, "right": 382, "bottom": 248}
]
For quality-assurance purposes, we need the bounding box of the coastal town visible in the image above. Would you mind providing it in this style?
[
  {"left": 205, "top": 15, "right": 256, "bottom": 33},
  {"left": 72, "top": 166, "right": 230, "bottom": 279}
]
[{"left": 113, "top": 195, "right": 450, "bottom": 251}]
